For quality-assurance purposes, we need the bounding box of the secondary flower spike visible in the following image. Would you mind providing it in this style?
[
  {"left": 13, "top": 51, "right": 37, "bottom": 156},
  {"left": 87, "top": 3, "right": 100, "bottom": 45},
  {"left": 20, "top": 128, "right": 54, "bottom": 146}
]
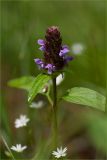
[{"left": 35, "top": 26, "right": 73, "bottom": 74}]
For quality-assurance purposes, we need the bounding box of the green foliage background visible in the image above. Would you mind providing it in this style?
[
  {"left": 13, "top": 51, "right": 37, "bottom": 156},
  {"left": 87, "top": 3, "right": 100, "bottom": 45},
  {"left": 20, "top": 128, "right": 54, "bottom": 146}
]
[{"left": 1, "top": 0, "right": 106, "bottom": 159}]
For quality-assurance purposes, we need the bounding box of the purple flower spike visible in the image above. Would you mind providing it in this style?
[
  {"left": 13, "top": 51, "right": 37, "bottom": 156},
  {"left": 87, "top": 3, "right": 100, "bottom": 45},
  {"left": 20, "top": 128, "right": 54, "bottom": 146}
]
[
  {"left": 35, "top": 26, "right": 73, "bottom": 74},
  {"left": 37, "top": 39, "right": 45, "bottom": 45},
  {"left": 59, "top": 45, "right": 69, "bottom": 57},
  {"left": 45, "top": 64, "right": 55, "bottom": 74}
]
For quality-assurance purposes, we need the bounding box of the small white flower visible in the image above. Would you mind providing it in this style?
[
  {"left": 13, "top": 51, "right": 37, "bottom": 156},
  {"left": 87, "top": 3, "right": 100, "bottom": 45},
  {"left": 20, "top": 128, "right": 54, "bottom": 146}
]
[
  {"left": 11, "top": 144, "right": 27, "bottom": 152},
  {"left": 15, "top": 115, "right": 30, "bottom": 128},
  {"left": 30, "top": 101, "right": 44, "bottom": 109},
  {"left": 56, "top": 74, "right": 64, "bottom": 86},
  {"left": 52, "top": 146, "right": 67, "bottom": 159},
  {"left": 71, "top": 43, "right": 85, "bottom": 55}
]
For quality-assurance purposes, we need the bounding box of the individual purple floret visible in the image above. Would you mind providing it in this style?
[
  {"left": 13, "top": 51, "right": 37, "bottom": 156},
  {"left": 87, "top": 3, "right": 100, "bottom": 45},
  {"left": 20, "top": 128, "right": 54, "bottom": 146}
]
[
  {"left": 37, "top": 39, "right": 44, "bottom": 45},
  {"left": 37, "top": 39, "right": 45, "bottom": 51},
  {"left": 59, "top": 45, "right": 69, "bottom": 57},
  {"left": 34, "top": 58, "right": 44, "bottom": 69},
  {"left": 35, "top": 26, "right": 73, "bottom": 74},
  {"left": 64, "top": 56, "right": 74, "bottom": 64},
  {"left": 45, "top": 64, "right": 56, "bottom": 74}
]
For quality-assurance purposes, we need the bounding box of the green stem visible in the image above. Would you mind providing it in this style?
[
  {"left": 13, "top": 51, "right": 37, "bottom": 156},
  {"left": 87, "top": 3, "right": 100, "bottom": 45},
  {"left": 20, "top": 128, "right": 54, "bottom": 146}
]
[
  {"left": 2, "top": 135, "right": 15, "bottom": 160},
  {"left": 52, "top": 77, "right": 58, "bottom": 149},
  {"left": 47, "top": 94, "right": 53, "bottom": 106}
]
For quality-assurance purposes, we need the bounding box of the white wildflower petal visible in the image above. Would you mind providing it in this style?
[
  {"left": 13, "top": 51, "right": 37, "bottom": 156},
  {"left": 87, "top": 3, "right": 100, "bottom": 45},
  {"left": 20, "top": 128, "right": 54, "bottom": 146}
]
[
  {"left": 11, "top": 146, "right": 16, "bottom": 150},
  {"left": 55, "top": 155, "right": 61, "bottom": 158},
  {"left": 52, "top": 151, "right": 58, "bottom": 155},
  {"left": 58, "top": 148, "right": 62, "bottom": 154},
  {"left": 63, "top": 147, "right": 67, "bottom": 153},
  {"left": 57, "top": 147, "right": 60, "bottom": 152},
  {"left": 52, "top": 152, "right": 60, "bottom": 158},
  {"left": 22, "top": 146, "right": 27, "bottom": 150},
  {"left": 52, "top": 152, "right": 61, "bottom": 158},
  {"left": 15, "top": 115, "right": 30, "bottom": 128},
  {"left": 60, "top": 146, "right": 63, "bottom": 152},
  {"left": 62, "top": 153, "right": 66, "bottom": 157}
]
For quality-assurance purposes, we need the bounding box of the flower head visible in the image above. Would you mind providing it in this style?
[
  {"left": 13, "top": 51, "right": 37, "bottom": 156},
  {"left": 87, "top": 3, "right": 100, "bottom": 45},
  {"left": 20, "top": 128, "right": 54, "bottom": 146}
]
[
  {"left": 11, "top": 144, "right": 27, "bottom": 152},
  {"left": 15, "top": 115, "right": 30, "bottom": 128},
  {"left": 35, "top": 26, "right": 73, "bottom": 74},
  {"left": 52, "top": 146, "right": 67, "bottom": 159}
]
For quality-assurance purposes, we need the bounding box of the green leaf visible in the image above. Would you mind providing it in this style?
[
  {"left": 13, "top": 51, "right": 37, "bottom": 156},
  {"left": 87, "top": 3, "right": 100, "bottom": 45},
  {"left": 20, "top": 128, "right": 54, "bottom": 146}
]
[
  {"left": 62, "top": 87, "right": 106, "bottom": 111},
  {"left": 8, "top": 76, "right": 35, "bottom": 91},
  {"left": 28, "top": 74, "right": 51, "bottom": 103}
]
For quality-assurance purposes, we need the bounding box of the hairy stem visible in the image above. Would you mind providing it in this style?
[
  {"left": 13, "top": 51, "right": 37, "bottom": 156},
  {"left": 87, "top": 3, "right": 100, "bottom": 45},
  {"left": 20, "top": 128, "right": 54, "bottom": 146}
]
[{"left": 52, "top": 77, "right": 58, "bottom": 149}]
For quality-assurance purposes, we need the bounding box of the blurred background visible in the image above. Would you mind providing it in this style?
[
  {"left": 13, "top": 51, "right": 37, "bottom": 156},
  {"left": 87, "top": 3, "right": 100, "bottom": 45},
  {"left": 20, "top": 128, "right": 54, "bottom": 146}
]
[{"left": 1, "top": 0, "right": 106, "bottom": 159}]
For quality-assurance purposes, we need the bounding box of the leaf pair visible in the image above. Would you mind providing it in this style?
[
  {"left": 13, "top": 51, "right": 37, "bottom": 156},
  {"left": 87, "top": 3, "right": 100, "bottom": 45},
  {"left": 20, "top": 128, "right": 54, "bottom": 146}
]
[{"left": 8, "top": 74, "right": 106, "bottom": 111}]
